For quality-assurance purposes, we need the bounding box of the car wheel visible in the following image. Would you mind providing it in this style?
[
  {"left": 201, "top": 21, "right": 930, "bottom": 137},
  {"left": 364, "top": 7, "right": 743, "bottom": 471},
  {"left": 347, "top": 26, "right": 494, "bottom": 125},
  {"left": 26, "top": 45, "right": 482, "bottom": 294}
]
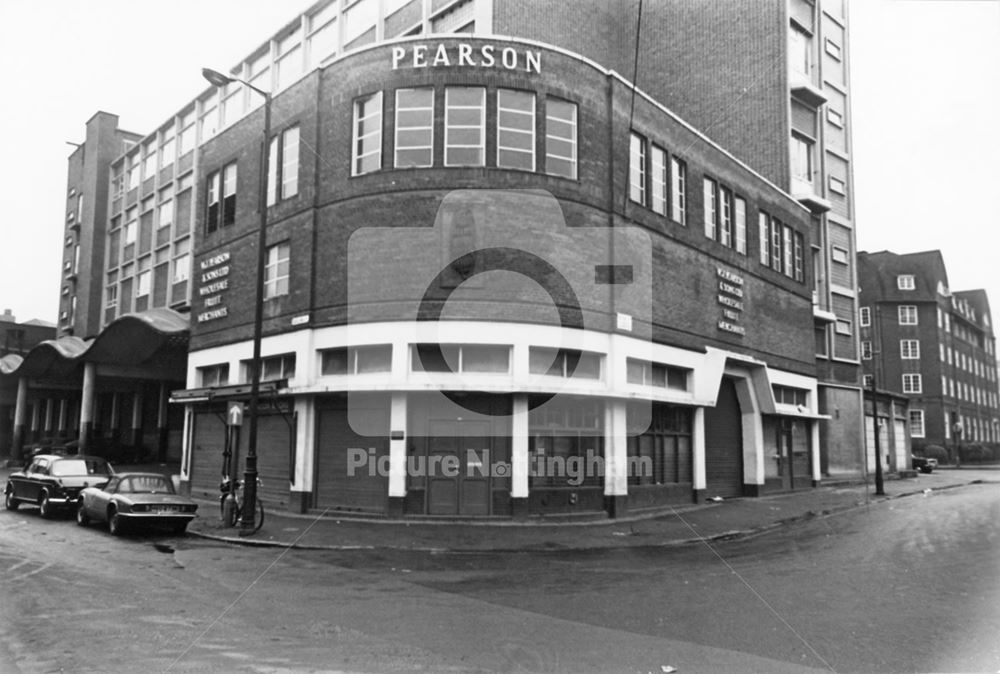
[
  {"left": 108, "top": 509, "right": 125, "bottom": 536},
  {"left": 39, "top": 492, "right": 54, "bottom": 519},
  {"left": 4, "top": 488, "right": 18, "bottom": 511},
  {"left": 76, "top": 501, "right": 90, "bottom": 527}
]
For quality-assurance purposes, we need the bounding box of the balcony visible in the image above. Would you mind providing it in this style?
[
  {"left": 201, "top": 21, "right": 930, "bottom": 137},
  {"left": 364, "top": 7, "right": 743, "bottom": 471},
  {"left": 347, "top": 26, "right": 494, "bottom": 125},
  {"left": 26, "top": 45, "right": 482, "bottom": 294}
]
[
  {"left": 790, "top": 72, "right": 828, "bottom": 108},
  {"left": 791, "top": 177, "right": 831, "bottom": 214}
]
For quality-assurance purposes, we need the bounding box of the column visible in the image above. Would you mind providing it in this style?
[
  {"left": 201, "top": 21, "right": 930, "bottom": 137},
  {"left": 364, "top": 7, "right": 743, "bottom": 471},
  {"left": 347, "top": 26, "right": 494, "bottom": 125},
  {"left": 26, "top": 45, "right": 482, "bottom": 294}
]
[
  {"left": 57, "top": 399, "right": 68, "bottom": 438},
  {"left": 692, "top": 406, "right": 707, "bottom": 502},
  {"left": 131, "top": 390, "right": 143, "bottom": 456},
  {"left": 510, "top": 394, "right": 529, "bottom": 518},
  {"left": 10, "top": 378, "right": 28, "bottom": 462},
  {"left": 43, "top": 397, "right": 54, "bottom": 437},
  {"left": 387, "top": 392, "right": 408, "bottom": 517},
  {"left": 156, "top": 383, "right": 169, "bottom": 462},
  {"left": 291, "top": 396, "right": 314, "bottom": 513},
  {"left": 109, "top": 392, "right": 121, "bottom": 447},
  {"left": 603, "top": 399, "right": 628, "bottom": 518},
  {"left": 78, "top": 362, "right": 96, "bottom": 454},
  {"left": 810, "top": 420, "right": 822, "bottom": 486}
]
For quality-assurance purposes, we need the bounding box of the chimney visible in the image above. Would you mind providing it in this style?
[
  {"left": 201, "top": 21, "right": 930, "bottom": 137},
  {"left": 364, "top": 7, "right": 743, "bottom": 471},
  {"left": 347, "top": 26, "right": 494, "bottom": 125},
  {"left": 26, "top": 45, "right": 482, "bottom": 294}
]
[{"left": 0, "top": 309, "right": 14, "bottom": 323}]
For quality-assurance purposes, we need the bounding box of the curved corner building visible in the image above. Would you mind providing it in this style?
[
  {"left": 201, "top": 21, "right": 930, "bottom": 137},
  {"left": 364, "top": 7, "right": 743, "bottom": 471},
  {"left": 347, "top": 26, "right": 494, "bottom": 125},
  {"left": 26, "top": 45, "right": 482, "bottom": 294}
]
[{"left": 20, "top": 0, "right": 862, "bottom": 520}]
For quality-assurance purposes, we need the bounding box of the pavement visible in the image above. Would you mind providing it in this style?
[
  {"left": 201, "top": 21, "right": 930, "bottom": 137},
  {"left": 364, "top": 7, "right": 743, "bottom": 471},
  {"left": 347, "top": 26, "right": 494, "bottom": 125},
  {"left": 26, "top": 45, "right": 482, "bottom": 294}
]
[
  {"left": 182, "top": 466, "right": 1000, "bottom": 553},
  {"left": 3, "top": 459, "right": 996, "bottom": 553}
]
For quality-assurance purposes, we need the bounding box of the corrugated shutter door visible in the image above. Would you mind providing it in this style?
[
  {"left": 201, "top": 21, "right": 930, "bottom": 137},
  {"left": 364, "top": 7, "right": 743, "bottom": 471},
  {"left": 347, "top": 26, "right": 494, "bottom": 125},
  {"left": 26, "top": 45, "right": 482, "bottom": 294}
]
[
  {"left": 314, "top": 402, "right": 389, "bottom": 514},
  {"left": 238, "top": 413, "right": 291, "bottom": 509},
  {"left": 190, "top": 411, "right": 226, "bottom": 500},
  {"left": 704, "top": 378, "right": 744, "bottom": 498}
]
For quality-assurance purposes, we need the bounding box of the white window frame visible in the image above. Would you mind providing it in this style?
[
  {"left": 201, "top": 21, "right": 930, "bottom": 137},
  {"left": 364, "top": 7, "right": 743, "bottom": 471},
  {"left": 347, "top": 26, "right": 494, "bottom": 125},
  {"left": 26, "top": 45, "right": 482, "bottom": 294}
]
[
  {"left": 496, "top": 89, "right": 535, "bottom": 171},
  {"left": 394, "top": 88, "right": 434, "bottom": 168},
  {"left": 901, "top": 339, "right": 920, "bottom": 359},
  {"left": 734, "top": 196, "right": 747, "bottom": 255},
  {"left": 629, "top": 133, "right": 646, "bottom": 205},
  {"left": 650, "top": 145, "right": 667, "bottom": 215},
  {"left": 444, "top": 87, "right": 485, "bottom": 167},
  {"left": 670, "top": 156, "right": 686, "bottom": 225},
  {"left": 897, "top": 274, "right": 915, "bottom": 290},
  {"left": 544, "top": 98, "right": 577, "bottom": 179},
  {"left": 703, "top": 177, "right": 717, "bottom": 240},
  {"left": 902, "top": 373, "right": 923, "bottom": 394},
  {"left": 909, "top": 410, "right": 925, "bottom": 438},
  {"left": 898, "top": 305, "right": 918, "bottom": 325},
  {"left": 352, "top": 91, "right": 383, "bottom": 175},
  {"left": 861, "top": 341, "right": 872, "bottom": 359},
  {"left": 859, "top": 306, "right": 870, "bottom": 327},
  {"left": 264, "top": 242, "right": 290, "bottom": 299}
]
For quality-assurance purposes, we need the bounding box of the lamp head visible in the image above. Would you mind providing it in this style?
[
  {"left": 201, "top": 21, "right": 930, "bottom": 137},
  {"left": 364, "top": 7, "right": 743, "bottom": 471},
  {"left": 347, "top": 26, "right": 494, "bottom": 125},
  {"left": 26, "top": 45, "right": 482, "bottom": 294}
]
[{"left": 202, "top": 68, "right": 235, "bottom": 88}]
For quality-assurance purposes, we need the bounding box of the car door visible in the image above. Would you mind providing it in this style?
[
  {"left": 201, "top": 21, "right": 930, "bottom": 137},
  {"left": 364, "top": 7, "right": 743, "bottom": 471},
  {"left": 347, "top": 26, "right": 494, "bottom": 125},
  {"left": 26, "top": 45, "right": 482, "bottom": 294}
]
[
  {"left": 22, "top": 458, "right": 49, "bottom": 502},
  {"left": 88, "top": 476, "right": 119, "bottom": 522}
]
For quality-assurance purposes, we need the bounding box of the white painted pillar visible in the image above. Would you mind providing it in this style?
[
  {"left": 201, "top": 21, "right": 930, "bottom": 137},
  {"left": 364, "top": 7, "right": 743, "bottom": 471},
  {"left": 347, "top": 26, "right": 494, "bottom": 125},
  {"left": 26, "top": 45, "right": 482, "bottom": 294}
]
[
  {"left": 11, "top": 377, "right": 28, "bottom": 460},
  {"left": 811, "top": 420, "right": 822, "bottom": 482},
  {"left": 78, "top": 362, "right": 96, "bottom": 452},
  {"left": 293, "top": 396, "right": 315, "bottom": 492},
  {"left": 692, "top": 407, "right": 706, "bottom": 491},
  {"left": 43, "top": 397, "right": 54, "bottom": 435},
  {"left": 604, "top": 399, "right": 628, "bottom": 496},
  {"left": 511, "top": 395, "right": 529, "bottom": 499},
  {"left": 388, "top": 392, "right": 408, "bottom": 499}
]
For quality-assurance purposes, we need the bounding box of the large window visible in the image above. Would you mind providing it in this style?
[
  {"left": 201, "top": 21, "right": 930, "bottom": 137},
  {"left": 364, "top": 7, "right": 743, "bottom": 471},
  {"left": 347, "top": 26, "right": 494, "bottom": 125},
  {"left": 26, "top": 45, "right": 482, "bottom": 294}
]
[
  {"left": 395, "top": 88, "right": 434, "bottom": 168},
  {"left": 545, "top": 99, "right": 577, "bottom": 179},
  {"left": 898, "top": 305, "right": 918, "bottom": 325},
  {"left": 859, "top": 306, "right": 871, "bottom": 326},
  {"left": 529, "top": 347, "right": 602, "bottom": 380},
  {"left": 703, "top": 177, "right": 717, "bottom": 239},
  {"left": 199, "top": 363, "right": 229, "bottom": 387},
  {"left": 264, "top": 242, "right": 290, "bottom": 299},
  {"left": 789, "top": 24, "right": 812, "bottom": 79},
  {"left": 791, "top": 133, "right": 814, "bottom": 191},
  {"left": 902, "top": 374, "right": 923, "bottom": 394},
  {"left": 352, "top": 92, "right": 383, "bottom": 175},
  {"left": 629, "top": 133, "right": 646, "bottom": 205},
  {"left": 496, "top": 89, "right": 535, "bottom": 171},
  {"left": 267, "top": 125, "right": 300, "bottom": 205},
  {"left": 626, "top": 358, "right": 689, "bottom": 391},
  {"left": 759, "top": 212, "right": 771, "bottom": 266},
  {"left": 529, "top": 397, "right": 604, "bottom": 488},
  {"left": 243, "top": 354, "right": 296, "bottom": 383},
  {"left": 734, "top": 196, "right": 747, "bottom": 255},
  {"left": 321, "top": 344, "right": 392, "bottom": 375},
  {"left": 206, "top": 163, "right": 237, "bottom": 233},
  {"left": 719, "top": 187, "right": 733, "bottom": 247},
  {"left": 670, "top": 156, "right": 686, "bottom": 225},
  {"left": 901, "top": 339, "right": 920, "bottom": 359},
  {"left": 444, "top": 87, "right": 485, "bottom": 166},
  {"left": 411, "top": 343, "right": 509, "bottom": 373},
  {"left": 627, "top": 403, "right": 692, "bottom": 487},
  {"left": 650, "top": 145, "right": 667, "bottom": 215}
]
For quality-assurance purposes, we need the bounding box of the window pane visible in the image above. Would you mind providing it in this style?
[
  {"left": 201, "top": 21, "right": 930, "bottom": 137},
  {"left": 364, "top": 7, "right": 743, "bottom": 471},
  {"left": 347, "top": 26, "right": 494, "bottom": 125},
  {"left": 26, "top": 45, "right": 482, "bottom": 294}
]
[
  {"left": 462, "top": 345, "right": 510, "bottom": 373},
  {"left": 629, "top": 134, "right": 645, "bottom": 204},
  {"left": 445, "top": 87, "right": 485, "bottom": 166},
  {"left": 394, "top": 88, "right": 433, "bottom": 168}
]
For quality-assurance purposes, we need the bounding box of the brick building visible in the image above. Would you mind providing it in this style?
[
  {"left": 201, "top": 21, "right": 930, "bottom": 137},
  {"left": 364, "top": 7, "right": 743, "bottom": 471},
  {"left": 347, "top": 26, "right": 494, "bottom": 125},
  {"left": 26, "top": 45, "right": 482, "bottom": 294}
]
[
  {"left": 858, "top": 250, "right": 1000, "bottom": 462},
  {"left": 3, "top": 0, "right": 865, "bottom": 517}
]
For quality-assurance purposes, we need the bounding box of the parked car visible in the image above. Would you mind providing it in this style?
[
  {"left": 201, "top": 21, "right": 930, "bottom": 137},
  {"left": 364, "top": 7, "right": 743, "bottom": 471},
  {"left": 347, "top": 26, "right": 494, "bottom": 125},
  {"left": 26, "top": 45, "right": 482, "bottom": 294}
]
[
  {"left": 4, "top": 454, "right": 113, "bottom": 517},
  {"left": 911, "top": 454, "right": 939, "bottom": 474},
  {"left": 76, "top": 473, "right": 197, "bottom": 536}
]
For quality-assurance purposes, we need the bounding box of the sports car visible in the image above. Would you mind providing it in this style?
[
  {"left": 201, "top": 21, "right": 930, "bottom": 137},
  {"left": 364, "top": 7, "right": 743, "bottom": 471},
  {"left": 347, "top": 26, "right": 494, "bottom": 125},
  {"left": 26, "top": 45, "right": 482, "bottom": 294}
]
[{"left": 76, "top": 472, "right": 197, "bottom": 535}]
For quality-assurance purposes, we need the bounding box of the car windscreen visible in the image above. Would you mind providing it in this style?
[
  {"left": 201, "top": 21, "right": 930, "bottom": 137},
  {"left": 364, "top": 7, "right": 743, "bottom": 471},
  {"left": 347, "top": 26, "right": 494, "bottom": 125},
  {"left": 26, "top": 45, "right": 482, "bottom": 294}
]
[
  {"left": 122, "top": 475, "right": 174, "bottom": 494},
  {"left": 50, "top": 459, "right": 111, "bottom": 477}
]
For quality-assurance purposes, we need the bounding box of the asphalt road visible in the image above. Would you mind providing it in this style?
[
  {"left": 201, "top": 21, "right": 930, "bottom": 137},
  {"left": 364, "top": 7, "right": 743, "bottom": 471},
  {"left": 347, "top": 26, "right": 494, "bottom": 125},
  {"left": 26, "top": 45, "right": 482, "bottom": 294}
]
[{"left": 0, "top": 482, "right": 997, "bottom": 673}]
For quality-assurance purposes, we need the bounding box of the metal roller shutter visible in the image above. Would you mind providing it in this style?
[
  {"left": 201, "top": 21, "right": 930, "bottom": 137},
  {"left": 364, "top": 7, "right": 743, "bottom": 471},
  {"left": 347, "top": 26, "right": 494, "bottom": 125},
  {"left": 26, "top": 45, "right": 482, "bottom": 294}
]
[
  {"left": 704, "top": 378, "right": 744, "bottom": 498},
  {"left": 236, "top": 412, "right": 292, "bottom": 509},
  {"left": 190, "top": 411, "right": 226, "bottom": 500},
  {"left": 314, "top": 400, "right": 389, "bottom": 514}
]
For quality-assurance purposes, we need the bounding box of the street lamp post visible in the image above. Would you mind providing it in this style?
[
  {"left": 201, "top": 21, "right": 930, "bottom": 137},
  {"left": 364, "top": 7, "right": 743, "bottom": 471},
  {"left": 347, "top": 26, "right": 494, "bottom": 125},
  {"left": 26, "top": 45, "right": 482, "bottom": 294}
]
[{"left": 202, "top": 68, "right": 270, "bottom": 534}]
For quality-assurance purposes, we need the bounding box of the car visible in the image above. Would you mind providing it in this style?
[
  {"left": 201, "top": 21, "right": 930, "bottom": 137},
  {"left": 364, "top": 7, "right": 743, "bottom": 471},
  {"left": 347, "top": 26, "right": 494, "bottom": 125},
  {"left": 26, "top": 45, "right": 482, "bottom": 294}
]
[
  {"left": 76, "top": 472, "right": 198, "bottom": 536},
  {"left": 911, "top": 454, "right": 939, "bottom": 474},
  {"left": 4, "top": 454, "right": 114, "bottom": 517}
]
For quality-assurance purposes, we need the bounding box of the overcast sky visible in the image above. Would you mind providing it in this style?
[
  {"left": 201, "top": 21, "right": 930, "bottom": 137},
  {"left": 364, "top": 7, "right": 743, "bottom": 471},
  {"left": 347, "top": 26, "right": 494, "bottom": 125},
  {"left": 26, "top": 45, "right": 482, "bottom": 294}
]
[{"left": 1, "top": 0, "right": 998, "bottom": 330}]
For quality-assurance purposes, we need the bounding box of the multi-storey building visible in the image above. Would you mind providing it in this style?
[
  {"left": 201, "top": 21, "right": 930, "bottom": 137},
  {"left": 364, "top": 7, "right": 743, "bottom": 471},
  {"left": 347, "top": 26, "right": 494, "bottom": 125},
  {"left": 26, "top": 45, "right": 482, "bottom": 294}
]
[
  {"left": 858, "top": 250, "right": 1000, "bottom": 462},
  {"left": 3, "top": 0, "right": 866, "bottom": 517}
]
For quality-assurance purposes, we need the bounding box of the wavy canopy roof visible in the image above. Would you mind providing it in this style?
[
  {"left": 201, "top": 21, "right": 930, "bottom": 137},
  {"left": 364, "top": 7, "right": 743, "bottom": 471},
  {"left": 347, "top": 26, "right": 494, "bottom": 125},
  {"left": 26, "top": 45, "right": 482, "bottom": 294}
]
[{"left": 0, "top": 309, "right": 189, "bottom": 381}]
